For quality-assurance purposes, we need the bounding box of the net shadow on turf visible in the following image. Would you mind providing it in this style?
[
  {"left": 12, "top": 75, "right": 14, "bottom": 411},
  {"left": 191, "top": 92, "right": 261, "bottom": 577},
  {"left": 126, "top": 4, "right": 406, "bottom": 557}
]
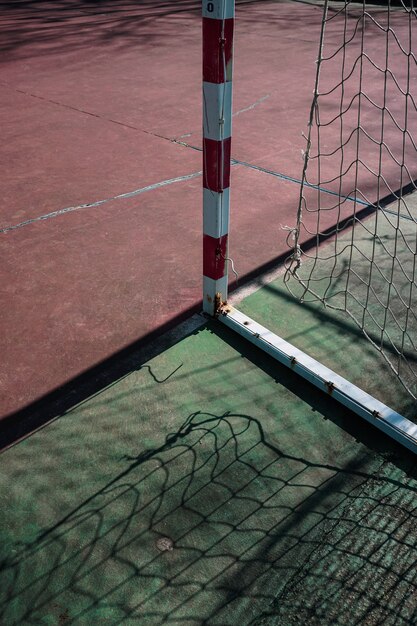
[{"left": 1, "top": 407, "right": 417, "bottom": 625}]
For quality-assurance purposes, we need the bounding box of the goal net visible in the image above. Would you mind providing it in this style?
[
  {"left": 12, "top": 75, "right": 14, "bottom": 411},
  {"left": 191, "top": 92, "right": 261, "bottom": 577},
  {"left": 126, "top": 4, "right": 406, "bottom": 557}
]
[{"left": 284, "top": 0, "right": 417, "bottom": 400}]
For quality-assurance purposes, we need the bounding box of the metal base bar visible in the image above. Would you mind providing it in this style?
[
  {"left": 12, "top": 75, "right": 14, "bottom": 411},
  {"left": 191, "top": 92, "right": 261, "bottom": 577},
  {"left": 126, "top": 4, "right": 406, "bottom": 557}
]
[{"left": 218, "top": 304, "right": 417, "bottom": 455}]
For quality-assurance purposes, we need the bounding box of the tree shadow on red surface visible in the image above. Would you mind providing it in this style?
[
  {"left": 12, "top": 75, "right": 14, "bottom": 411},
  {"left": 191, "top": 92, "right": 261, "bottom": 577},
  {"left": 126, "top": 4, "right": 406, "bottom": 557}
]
[
  {"left": 0, "top": 0, "right": 201, "bottom": 60},
  {"left": 0, "top": 0, "right": 286, "bottom": 61}
]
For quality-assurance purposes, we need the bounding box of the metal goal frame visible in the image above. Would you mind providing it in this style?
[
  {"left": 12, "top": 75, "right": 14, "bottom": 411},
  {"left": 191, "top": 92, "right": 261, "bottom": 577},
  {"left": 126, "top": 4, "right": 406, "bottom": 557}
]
[{"left": 202, "top": 0, "right": 417, "bottom": 454}]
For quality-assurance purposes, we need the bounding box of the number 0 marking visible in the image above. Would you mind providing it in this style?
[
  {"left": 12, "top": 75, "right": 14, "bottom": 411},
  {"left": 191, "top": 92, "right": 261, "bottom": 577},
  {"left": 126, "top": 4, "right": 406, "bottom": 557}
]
[{"left": 207, "top": 2, "right": 214, "bottom": 12}]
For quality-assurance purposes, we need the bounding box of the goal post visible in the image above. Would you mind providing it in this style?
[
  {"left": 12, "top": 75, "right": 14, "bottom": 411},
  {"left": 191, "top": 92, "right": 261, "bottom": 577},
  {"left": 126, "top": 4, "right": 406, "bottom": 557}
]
[
  {"left": 202, "top": 0, "right": 234, "bottom": 316},
  {"left": 202, "top": 0, "right": 417, "bottom": 454}
]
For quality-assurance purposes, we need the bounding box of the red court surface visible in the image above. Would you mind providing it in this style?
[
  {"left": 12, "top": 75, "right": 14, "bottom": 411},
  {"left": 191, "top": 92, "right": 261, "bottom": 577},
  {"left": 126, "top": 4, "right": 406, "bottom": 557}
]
[{"left": 1, "top": 0, "right": 413, "bottom": 419}]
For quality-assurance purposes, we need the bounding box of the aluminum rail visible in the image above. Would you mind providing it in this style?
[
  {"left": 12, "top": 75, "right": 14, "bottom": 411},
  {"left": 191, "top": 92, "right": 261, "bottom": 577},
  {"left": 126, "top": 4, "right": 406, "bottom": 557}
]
[{"left": 218, "top": 304, "right": 417, "bottom": 454}]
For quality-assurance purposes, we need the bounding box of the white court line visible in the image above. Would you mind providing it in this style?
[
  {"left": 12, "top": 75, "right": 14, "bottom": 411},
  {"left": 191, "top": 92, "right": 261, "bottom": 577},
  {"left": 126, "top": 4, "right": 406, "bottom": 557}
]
[{"left": 0, "top": 171, "right": 203, "bottom": 234}]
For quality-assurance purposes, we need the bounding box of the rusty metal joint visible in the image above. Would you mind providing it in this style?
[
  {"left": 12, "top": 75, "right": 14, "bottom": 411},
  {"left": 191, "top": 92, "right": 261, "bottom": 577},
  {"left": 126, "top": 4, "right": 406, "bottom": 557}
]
[
  {"left": 214, "top": 292, "right": 225, "bottom": 317},
  {"left": 326, "top": 380, "right": 335, "bottom": 394}
]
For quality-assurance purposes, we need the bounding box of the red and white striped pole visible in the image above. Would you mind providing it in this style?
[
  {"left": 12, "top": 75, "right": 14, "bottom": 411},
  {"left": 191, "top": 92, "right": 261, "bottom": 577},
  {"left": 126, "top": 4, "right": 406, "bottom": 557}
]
[{"left": 202, "top": 0, "right": 234, "bottom": 316}]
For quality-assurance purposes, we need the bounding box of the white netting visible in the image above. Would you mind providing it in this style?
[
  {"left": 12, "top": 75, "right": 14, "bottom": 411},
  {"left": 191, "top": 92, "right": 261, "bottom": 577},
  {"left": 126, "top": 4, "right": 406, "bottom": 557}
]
[{"left": 285, "top": 0, "right": 417, "bottom": 399}]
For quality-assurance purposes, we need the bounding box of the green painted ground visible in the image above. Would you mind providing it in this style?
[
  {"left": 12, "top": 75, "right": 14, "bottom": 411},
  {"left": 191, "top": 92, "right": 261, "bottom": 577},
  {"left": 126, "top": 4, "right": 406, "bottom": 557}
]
[
  {"left": 240, "top": 208, "right": 417, "bottom": 421},
  {"left": 1, "top": 311, "right": 417, "bottom": 625},
  {"left": 239, "top": 279, "right": 416, "bottom": 422}
]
